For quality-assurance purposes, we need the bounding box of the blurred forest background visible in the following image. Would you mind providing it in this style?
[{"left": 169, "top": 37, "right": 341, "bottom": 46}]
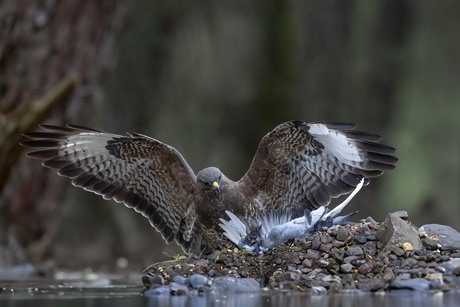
[{"left": 0, "top": 1, "right": 459, "bottom": 275}]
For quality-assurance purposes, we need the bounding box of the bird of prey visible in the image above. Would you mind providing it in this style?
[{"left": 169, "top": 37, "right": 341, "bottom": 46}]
[{"left": 21, "top": 121, "right": 397, "bottom": 256}]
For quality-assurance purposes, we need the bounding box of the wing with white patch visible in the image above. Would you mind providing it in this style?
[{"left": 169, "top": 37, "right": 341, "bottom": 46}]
[
  {"left": 240, "top": 121, "right": 397, "bottom": 215},
  {"left": 21, "top": 124, "right": 204, "bottom": 255}
]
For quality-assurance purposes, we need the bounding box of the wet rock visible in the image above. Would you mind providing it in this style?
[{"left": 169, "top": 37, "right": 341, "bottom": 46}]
[
  {"left": 376, "top": 212, "right": 423, "bottom": 253},
  {"left": 143, "top": 285, "right": 172, "bottom": 296},
  {"left": 419, "top": 224, "right": 460, "bottom": 251},
  {"left": 311, "top": 286, "right": 327, "bottom": 295},
  {"left": 142, "top": 273, "right": 164, "bottom": 287},
  {"left": 171, "top": 275, "right": 186, "bottom": 285},
  {"left": 187, "top": 274, "right": 209, "bottom": 289},
  {"left": 442, "top": 258, "right": 460, "bottom": 275},
  {"left": 210, "top": 276, "right": 260, "bottom": 293},
  {"left": 391, "top": 278, "right": 430, "bottom": 291},
  {"left": 170, "top": 282, "right": 188, "bottom": 295},
  {"left": 367, "top": 278, "right": 386, "bottom": 291}
]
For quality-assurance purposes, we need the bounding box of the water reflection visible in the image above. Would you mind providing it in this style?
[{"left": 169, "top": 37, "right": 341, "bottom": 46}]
[
  {"left": 2, "top": 284, "right": 460, "bottom": 307},
  {"left": 146, "top": 290, "right": 458, "bottom": 307}
]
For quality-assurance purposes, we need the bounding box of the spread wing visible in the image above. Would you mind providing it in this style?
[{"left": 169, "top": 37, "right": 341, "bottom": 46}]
[
  {"left": 21, "top": 124, "right": 204, "bottom": 255},
  {"left": 239, "top": 121, "right": 397, "bottom": 216}
]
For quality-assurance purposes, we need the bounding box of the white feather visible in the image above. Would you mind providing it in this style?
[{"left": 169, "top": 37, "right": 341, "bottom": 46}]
[{"left": 308, "top": 123, "right": 363, "bottom": 163}]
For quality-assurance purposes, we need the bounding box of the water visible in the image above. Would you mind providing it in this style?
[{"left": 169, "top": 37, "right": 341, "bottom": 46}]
[{"left": 1, "top": 279, "right": 460, "bottom": 307}]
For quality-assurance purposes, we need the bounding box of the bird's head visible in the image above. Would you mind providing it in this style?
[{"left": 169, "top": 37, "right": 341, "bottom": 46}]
[{"left": 197, "top": 167, "right": 222, "bottom": 193}]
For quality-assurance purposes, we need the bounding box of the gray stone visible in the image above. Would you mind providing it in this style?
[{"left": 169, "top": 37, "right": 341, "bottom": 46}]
[
  {"left": 171, "top": 275, "right": 187, "bottom": 285},
  {"left": 211, "top": 276, "right": 260, "bottom": 293},
  {"left": 276, "top": 271, "right": 300, "bottom": 282},
  {"left": 340, "top": 263, "right": 353, "bottom": 273},
  {"left": 391, "top": 247, "right": 405, "bottom": 256},
  {"left": 376, "top": 212, "right": 423, "bottom": 253},
  {"left": 170, "top": 282, "right": 188, "bottom": 295},
  {"left": 346, "top": 246, "right": 364, "bottom": 256},
  {"left": 392, "top": 211, "right": 409, "bottom": 220},
  {"left": 306, "top": 249, "right": 320, "bottom": 260},
  {"left": 187, "top": 274, "right": 209, "bottom": 289},
  {"left": 442, "top": 258, "right": 460, "bottom": 275},
  {"left": 365, "top": 216, "right": 378, "bottom": 229},
  {"left": 391, "top": 278, "right": 430, "bottom": 291},
  {"left": 336, "top": 227, "right": 349, "bottom": 242},
  {"left": 401, "top": 258, "right": 418, "bottom": 268},
  {"left": 420, "top": 224, "right": 460, "bottom": 251},
  {"left": 354, "top": 235, "right": 367, "bottom": 244},
  {"left": 143, "top": 285, "right": 171, "bottom": 296}
]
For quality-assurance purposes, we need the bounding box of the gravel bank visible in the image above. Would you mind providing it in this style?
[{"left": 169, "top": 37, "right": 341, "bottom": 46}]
[{"left": 143, "top": 212, "right": 460, "bottom": 295}]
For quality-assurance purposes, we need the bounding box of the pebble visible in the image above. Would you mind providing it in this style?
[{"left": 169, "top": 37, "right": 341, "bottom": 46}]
[
  {"left": 187, "top": 274, "right": 209, "bottom": 289},
  {"left": 346, "top": 246, "right": 364, "bottom": 256},
  {"left": 143, "top": 217, "right": 460, "bottom": 294},
  {"left": 306, "top": 249, "right": 320, "bottom": 260},
  {"left": 391, "top": 278, "right": 430, "bottom": 291},
  {"left": 354, "top": 235, "right": 367, "bottom": 244},
  {"left": 340, "top": 263, "right": 353, "bottom": 273},
  {"left": 336, "top": 227, "right": 349, "bottom": 242}
]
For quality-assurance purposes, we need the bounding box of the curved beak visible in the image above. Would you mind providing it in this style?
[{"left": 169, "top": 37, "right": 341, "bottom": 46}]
[{"left": 212, "top": 181, "right": 220, "bottom": 192}]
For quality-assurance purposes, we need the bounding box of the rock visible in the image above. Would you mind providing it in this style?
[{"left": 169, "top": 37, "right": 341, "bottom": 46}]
[
  {"left": 354, "top": 235, "right": 367, "bottom": 244},
  {"left": 276, "top": 272, "right": 300, "bottom": 282},
  {"left": 340, "top": 263, "right": 353, "bottom": 273},
  {"left": 170, "top": 282, "right": 188, "bottom": 295},
  {"left": 391, "top": 247, "right": 405, "bottom": 256},
  {"left": 419, "top": 224, "right": 460, "bottom": 251},
  {"left": 365, "top": 216, "right": 378, "bottom": 229},
  {"left": 383, "top": 268, "right": 394, "bottom": 281},
  {"left": 401, "top": 258, "right": 418, "bottom": 268},
  {"left": 442, "top": 258, "right": 460, "bottom": 275},
  {"left": 311, "top": 286, "right": 327, "bottom": 295},
  {"left": 143, "top": 285, "right": 171, "bottom": 296},
  {"left": 311, "top": 235, "right": 321, "bottom": 250},
  {"left": 391, "top": 278, "right": 430, "bottom": 291},
  {"left": 392, "top": 211, "right": 409, "bottom": 220},
  {"left": 421, "top": 237, "right": 440, "bottom": 250},
  {"left": 306, "top": 249, "right": 320, "bottom": 260},
  {"left": 336, "top": 227, "right": 349, "bottom": 242},
  {"left": 171, "top": 275, "right": 186, "bottom": 285},
  {"left": 187, "top": 274, "right": 209, "bottom": 289},
  {"left": 210, "top": 276, "right": 260, "bottom": 293},
  {"left": 376, "top": 212, "right": 423, "bottom": 253},
  {"left": 358, "top": 261, "right": 374, "bottom": 274},
  {"left": 367, "top": 278, "right": 386, "bottom": 291},
  {"left": 142, "top": 273, "right": 164, "bottom": 287},
  {"left": 346, "top": 246, "right": 364, "bottom": 256}
]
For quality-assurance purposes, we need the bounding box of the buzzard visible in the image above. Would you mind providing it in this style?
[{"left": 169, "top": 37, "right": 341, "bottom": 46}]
[{"left": 21, "top": 121, "right": 397, "bottom": 256}]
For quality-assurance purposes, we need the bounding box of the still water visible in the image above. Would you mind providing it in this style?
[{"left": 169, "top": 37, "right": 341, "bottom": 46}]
[{"left": 1, "top": 280, "right": 459, "bottom": 307}]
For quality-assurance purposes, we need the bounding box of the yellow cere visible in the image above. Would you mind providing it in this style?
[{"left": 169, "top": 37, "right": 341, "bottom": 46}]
[{"left": 212, "top": 182, "right": 219, "bottom": 188}]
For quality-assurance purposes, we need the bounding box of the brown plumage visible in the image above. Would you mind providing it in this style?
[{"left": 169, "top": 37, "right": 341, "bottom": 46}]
[{"left": 21, "top": 121, "right": 397, "bottom": 256}]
